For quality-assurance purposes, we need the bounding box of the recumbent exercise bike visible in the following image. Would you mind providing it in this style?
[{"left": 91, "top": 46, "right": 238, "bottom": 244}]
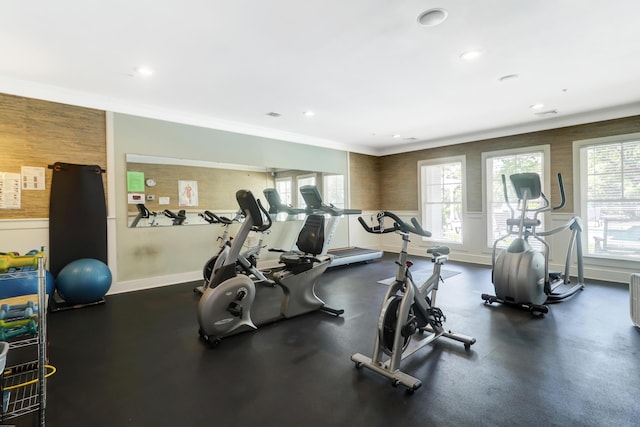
[{"left": 197, "top": 189, "right": 343, "bottom": 346}]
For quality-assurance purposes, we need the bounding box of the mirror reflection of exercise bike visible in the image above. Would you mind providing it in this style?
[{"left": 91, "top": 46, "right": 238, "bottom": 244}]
[
  {"left": 482, "top": 173, "right": 585, "bottom": 314},
  {"left": 197, "top": 189, "right": 343, "bottom": 346},
  {"left": 351, "top": 211, "right": 476, "bottom": 392},
  {"left": 163, "top": 209, "right": 186, "bottom": 225},
  {"left": 194, "top": 210, "right": 275, "bottom": 295},
  {"left": 130, "top": 204, "right": 158, "bottom": 227}
]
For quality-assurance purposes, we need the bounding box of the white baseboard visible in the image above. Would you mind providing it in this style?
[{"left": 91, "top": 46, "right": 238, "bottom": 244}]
[{"left": 109, "top": 270, "right": 201, "bottom": 295}]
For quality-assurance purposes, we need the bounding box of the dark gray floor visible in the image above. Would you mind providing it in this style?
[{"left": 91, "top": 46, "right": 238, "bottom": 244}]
[{"left": 41, "top": 253, "right": 639, "bottom": 427}]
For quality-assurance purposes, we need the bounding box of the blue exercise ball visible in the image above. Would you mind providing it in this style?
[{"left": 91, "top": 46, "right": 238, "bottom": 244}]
[
  {"left": 0, "top": 270, "right": 55, "bottom": 299},
  {"left": 56, "top": 258, "right": 112, "bottom": 304}
]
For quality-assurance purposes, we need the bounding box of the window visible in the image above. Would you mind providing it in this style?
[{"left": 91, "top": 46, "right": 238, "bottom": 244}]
[
  {"left": 418, "top": 156, "right": 464, "bottom": 243},
  {"left": 275, "top": 178, "right": 292, "bottom": 205},
  {"left": 296, "top": 174, "right": 316, "bottom": 208},
  {"left": 483, "top": 146, "right": 549, "bottom": 249},
  {"left": 575, "top": 133, "right": 640, "bottom": 261},
  {"left": 323, "top": 174, "right": 344, "bottom": 208}
]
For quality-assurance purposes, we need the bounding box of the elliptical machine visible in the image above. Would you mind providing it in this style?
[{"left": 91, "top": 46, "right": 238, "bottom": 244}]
[
  {"left": 482, "top": 173, "right": 585, "bottom": 314},
  {"left": 197, "top": 189, "right": 343, "bottom": 346},
  {"left": 351, "top": 211, "right": 475, "bottom": 392}
]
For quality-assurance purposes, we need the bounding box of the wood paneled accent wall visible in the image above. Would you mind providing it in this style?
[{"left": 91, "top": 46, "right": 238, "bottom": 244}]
[
  {"left": 370, "top": 115, "right": 640, "bottom": 213},
  {"left": 0, "top": 93, "right": 107, "bottom": 219},
  {"left": 349, "top": 152, "right": 381, "bottom": 211}
]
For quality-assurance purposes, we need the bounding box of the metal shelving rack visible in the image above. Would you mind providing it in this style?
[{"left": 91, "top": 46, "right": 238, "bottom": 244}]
[{"left": 0, "top": 257, "right": 48, "bottom": 426}]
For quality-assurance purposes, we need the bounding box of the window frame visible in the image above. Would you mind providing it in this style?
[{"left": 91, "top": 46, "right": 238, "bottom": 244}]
[
  {"left": 296, "top": 173, "right": 317, "bottom": 208},
  {"left": 275, "top": 177, "right": 293, "bottom": 206},
  {"left": 573, "top": 132, "right": 640, "bottom": 261},
  {"left": 417, "top": 155, "right": 466, "bottom": 244},
  {"left": 481, "top": 144, "right": 550, "bottom": 250},
  {"left": 322, "top": 173, "right": 345, "bottom": 209}
]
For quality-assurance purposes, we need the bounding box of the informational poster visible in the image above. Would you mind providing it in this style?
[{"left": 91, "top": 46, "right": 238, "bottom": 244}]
[
  {"left": 178, "top": 180, "right": 198, "bottom": 207},
  {"left": 0, "top": 172, "right": 21, "bottom": 209},
  {"left": 21, "top": 166, "right": 46, "bottom": 190}
]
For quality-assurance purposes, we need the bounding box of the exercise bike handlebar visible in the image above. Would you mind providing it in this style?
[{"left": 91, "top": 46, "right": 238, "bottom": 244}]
[
  {"left": 358, "top": 211, "right": 432, "bottom": 238},
  {"left": 251, "top": 199, "right": 272, "bottom": 232},
  {"left": 200, "top": 210, "right": 233, "bottom": 225}
]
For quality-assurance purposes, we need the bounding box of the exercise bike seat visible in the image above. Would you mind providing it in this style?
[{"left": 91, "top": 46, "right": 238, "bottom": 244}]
[
  {"left": 279, "top": 214, "right": 326, "bottom": 273},
  {"left": 427, "top": 246, "right": 450, "bottom": 256}
]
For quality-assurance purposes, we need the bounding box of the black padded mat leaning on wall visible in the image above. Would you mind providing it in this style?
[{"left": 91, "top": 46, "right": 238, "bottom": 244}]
[{"left": 48, "top": 162, "right": 107, "bottom": 277}]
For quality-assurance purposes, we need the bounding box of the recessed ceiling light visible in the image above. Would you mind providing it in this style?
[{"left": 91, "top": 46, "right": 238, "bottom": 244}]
[
  {"left": 417, "top": 8, "right": 448, "bottom": 27},
  {"left": 498, "top": 74, "right": 520, "bottom": 83},
  {"left": 392, "top": 134, "right": 401, "bottom": 139},
  {"left": 135, "top": 66, "right": 154, "bottom": 77},
  {"left": 266, "top": 112, "right": 281, "bottom": 117},
  {"left": 529, "top": 103, "right": 545, "bottom": 110},
  {"left": 303, "top": 111, "right": 315, "bottom": 117},
  {"left": 459, "top": 50, "right": 483, "bottom": 61}
]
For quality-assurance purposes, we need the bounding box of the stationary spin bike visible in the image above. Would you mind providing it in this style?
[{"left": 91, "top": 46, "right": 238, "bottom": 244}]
[
  {"left": 197, "top": 189, "right": 343, "bottom": 346},
  {"left": 482, "top": 173, "right": 585, "bottom": 314},
  {"left": 351, "top": 211, "right": 476, "bottom": 392}
]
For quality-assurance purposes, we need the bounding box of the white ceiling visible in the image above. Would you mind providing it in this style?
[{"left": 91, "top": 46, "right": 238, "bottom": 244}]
[{"left": 2, "top": 1, "right": 640, "bottom": 156}]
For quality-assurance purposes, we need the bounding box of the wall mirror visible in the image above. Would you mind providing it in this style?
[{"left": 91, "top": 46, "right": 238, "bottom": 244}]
[{"left": 125, "top": 154, "right": 345, "bottom": 228}]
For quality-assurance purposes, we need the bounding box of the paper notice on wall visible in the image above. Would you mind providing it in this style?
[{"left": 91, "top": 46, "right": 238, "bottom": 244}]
[
  {"left": 0, "top": 172, "right": 21, "bottom": 209},
  {"left": 21, "top": 166, "right": 46, "bottom": 190},
  {"left": 127, "top": 171, "right": 145, "bottom": 192}
]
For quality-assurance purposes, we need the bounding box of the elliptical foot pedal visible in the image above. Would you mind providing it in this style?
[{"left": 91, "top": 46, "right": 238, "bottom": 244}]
[
  {"left": 549, "top": 271, "right": 562, "bottom": 281},
  {"left": 481, "top": 294, "right": 498, "bottom": 304}
]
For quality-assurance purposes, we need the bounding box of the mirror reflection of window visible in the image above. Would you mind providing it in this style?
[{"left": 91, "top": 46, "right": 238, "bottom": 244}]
[
  {"left": 296, "top": 174, "right": 316, "bottom": 208},
  {"left": 323, "top": 174, "right": 345, "bottom": 208},
  {"left": 275, "top": 177, "right": 293, "bottom": 205}
]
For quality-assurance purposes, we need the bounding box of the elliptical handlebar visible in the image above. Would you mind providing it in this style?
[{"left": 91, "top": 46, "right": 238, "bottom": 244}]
[
  {"left": 358, "top": 211, "right": 432, "bottom": 238},
  {"left": 502, "top": 172, "right": 566, "bottom": 214},
  {"left": 553, "top": 173, "right": 566, "bottom": 210}
]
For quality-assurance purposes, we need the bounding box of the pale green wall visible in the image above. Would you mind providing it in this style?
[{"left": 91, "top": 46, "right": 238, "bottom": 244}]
[{"left": 113, "top": 113, "right": 348, "bottom": 285}]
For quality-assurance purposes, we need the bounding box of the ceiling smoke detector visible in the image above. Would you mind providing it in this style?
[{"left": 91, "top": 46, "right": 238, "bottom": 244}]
[{"left": 417, "top": 8, "right": 448, "bottom": 27}]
